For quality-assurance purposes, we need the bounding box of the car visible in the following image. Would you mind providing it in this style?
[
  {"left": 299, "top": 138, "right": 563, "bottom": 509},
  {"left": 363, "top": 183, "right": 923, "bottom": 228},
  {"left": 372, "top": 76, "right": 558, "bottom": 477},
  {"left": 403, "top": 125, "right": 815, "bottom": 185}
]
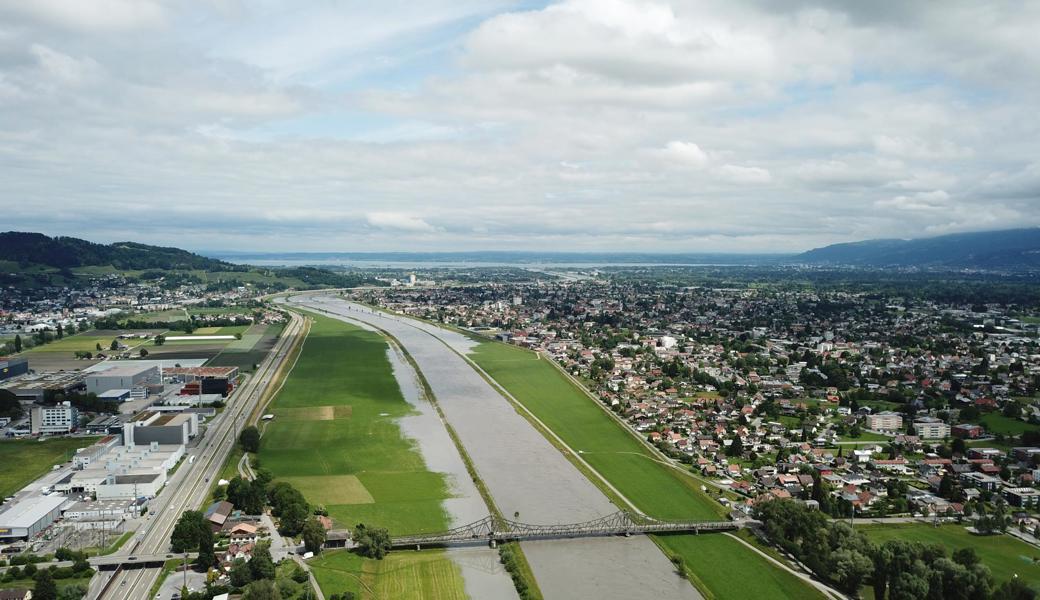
[{"left": 128, "top": 556, "right": 137, "bottom": 561}]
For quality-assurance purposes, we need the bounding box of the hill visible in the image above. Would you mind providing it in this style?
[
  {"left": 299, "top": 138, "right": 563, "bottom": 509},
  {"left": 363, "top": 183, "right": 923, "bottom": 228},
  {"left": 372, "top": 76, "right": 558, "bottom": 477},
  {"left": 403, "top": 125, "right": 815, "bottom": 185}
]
[
  {"left": 797, "top": 228, "right": 1040, "bottom": 269},
  {"left": 0, "top": 231, "right": 236, "bottom": 271},
  {"left": 0, "top": 232, "right": 381, "bottom": 290}
]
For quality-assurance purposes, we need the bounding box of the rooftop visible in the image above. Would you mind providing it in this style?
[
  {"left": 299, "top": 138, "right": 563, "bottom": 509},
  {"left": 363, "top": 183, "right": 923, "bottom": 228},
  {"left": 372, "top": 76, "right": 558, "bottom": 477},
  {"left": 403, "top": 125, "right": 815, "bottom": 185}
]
[{"left": 0, "top": 494, "right": 67, "bottom": 528}]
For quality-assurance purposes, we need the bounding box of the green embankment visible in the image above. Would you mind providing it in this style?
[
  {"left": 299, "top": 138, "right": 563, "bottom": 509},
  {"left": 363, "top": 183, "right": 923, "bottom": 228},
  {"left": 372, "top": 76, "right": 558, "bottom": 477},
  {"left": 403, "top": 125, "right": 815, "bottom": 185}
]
[
  {"left": 468, "top": 340, "right": 824, "bottom": 600},
  {"left": 860, "top": 523, "right": 1040, "bottom": 589},
  {"left": 260, "top": 313, "right": 466, "bottom": 599},
  {"left": 469, "top": 342, "right": 721, "bottom": 521},
  {"left": 0, "top": 437, "right": 100, "bottom": 498}
]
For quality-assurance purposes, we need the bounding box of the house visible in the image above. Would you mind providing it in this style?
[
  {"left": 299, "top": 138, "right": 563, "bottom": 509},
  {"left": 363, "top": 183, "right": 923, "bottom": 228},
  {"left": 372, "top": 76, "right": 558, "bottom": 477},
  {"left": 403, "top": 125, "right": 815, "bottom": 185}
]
[
  {"left": 1003, "top": 487, "right": 1040, "bottom": 509},
  {"left": 205, "top": 501, "right": 233, "bottom": 531},
  {"left": 0, "top": 590, "right": 32, "bottom": 600},
  {"left": 952, "top": 424, "right": 983, "bottom": 439},
  {"left": 227, "top": 522, "right": 258, "bottom": 544}
]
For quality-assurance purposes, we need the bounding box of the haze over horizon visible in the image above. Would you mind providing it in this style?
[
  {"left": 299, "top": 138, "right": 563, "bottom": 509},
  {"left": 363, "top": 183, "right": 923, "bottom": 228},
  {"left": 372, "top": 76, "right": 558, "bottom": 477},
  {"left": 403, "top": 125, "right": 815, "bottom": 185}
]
[{"left": 1, "top": 1, "right": 1039, "bottom": 253}]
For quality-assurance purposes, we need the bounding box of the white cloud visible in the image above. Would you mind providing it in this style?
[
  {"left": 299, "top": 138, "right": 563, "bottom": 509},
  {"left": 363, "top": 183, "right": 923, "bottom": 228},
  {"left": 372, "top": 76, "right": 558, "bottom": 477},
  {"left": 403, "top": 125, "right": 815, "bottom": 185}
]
[
  {"left": 366, "top": 212, "right": 436, "bottom": 232},
  {"left": 0, "top": 0, "right": 166, "bottom": 32},
  {"left": 657, "top": 141, "right": 709, "bottom": 168},
  {"left": 716, "top": 164, "right": 772, "bottom": 184}
]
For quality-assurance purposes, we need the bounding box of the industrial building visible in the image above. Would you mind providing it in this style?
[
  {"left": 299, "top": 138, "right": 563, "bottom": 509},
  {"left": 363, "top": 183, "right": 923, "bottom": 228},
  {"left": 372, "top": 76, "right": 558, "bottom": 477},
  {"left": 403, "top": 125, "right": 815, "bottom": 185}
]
[
  {"left": 71, "top": 435, "right": 121, "bottom": 470},
  {"left": 123, "top": 411, "right": 197, "bottom": 446},
  {"left": 30, "top": 402, "right": 79, "bottom": 434},
  {"left": 96, "top": 473, "right": 166, "bottom": 500},
  {"left": 62, "top": 499, "right": 134, "bottom": 520},
  {"left": 55, "top": 442, "right": 183, "bottom": 497},
  {"left": 0, "top": 357, "right": 28, "bottom": 381},
  {"left": 0, "top": 494, "right": 67, "bottom": 540},
  {"left": 98, "top": 389, "right": 132, "bottom": 403},
  {"left": 85, "top": 364, "right": 159, "bottom": 396},
  {"left": 164, "top": 366, "right": 238, "bottom": 397},
  {"left": 0, "top": 372, "right": 84, "bottom": 402}
]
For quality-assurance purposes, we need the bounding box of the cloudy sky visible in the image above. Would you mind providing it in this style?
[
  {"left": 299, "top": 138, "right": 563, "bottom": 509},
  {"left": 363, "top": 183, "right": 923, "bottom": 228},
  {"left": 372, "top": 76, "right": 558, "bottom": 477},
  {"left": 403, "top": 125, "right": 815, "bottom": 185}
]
[{"left": 1, "top": 0, "right": 1038, "bottom": 253}]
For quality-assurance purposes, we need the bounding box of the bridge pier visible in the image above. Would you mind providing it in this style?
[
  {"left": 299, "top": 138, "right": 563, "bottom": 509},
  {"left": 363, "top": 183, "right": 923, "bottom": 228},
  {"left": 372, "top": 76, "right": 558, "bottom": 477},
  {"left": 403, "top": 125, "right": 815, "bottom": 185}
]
[{"left": 489, "top": 539, "right": 497, "bottom": 549}]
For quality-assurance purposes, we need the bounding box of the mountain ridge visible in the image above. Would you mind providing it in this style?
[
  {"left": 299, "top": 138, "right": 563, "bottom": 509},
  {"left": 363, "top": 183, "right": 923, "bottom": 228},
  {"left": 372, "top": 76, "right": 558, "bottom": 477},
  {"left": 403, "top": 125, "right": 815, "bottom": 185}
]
[{"left": 797, "top": 228, "right": 1040, "bottom": 269}]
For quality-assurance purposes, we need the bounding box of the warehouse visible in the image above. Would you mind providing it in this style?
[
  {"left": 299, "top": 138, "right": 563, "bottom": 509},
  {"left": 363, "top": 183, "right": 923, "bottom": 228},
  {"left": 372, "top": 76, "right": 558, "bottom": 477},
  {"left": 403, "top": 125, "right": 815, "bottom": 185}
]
[
  {"left": 0, "top": 357, "right": 28, "bottom": 381},
  {"left": 85, "top": 364, "right": 159, "bottom": 396},
  {"left": 123, "top": 411, "right": 197, "bottom": 446},
  {"left": 0, "top": 494, "right": 67, "bottom": 540},
  {"left": 95, "top": 473, "right": 166, "bottom": 500}
]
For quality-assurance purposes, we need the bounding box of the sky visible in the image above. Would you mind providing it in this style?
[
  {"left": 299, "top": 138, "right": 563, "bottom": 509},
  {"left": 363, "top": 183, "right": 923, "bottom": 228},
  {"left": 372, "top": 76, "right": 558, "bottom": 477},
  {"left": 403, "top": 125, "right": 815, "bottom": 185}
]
[{"left": 0, "top": 0, "right": 1038, "bottom": 254}]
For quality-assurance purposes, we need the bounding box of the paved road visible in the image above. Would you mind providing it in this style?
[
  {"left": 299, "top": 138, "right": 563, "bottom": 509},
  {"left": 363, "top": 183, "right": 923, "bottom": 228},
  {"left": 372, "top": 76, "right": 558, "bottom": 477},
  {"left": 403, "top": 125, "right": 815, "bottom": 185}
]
[
  {"left": 290, "top": 294, "right": 703, "bottom": 600},
  {"left": 91, "top": 312, "right": 305, "bottom": 600}
]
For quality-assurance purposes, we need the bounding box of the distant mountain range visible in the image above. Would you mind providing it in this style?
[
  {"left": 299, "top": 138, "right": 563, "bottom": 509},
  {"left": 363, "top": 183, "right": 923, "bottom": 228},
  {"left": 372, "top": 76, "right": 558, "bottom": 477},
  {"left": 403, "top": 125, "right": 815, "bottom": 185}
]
[
  {"left": 797, "top": 228, "right": 1040, "bottom": 269},
  {"left": 0, "top": 231, "right": 235, "bottom": 271},
  {"left": 209, "top": 250, "right": 786, "bottom": 266}
]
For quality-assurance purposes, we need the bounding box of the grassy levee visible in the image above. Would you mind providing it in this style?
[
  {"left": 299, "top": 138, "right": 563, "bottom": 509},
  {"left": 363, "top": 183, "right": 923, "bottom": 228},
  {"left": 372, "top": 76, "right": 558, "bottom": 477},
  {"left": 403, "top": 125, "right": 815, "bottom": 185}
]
[
  {"left": 468, "top": 340, "right": 825, "bottom": 600},
  {"left": 0, "top": 437, "right": 100, "bottom": 498},
  {"left": 260, "top": 312, "right": 468, "bottom": 599},
  {"left": 860, "top": 523, "right": 1040, "bottom": 589},
  {"left": 469, "top": 341, "right": 721, "bottom": 521}
]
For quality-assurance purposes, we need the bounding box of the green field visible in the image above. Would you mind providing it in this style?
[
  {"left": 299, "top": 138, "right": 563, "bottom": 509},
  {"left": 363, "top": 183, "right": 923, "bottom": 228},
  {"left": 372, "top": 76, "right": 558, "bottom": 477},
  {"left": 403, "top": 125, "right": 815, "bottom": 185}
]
[
  {"left": 469, "top": 342, "right": 722, "bottom": 521},
  {"left": 0, "top": 437, "right": 100, "bottom": 497},
  {"left": 259, "top": 314, "right": 452, "bottom": 535},
  {"left": 860, "top": 523, "right": 1040, "bottom": 588},
  {"left": 981, "top": 413, "right": 1038, "bottom": 437},
  {"left": 310, "top": 549, "right": 466, "bottom": 600},
  {"left": 23, "top": 333, "right": 145, "bottom": 353},
  {"left": 469, "top": 341, "right": 825, "bottom": 599},
  {"left": 656, "top": 534, "right": 827, "bottom": 600},
  {"left": 209, "top": 323, "right": 284, "bottom": 373}
]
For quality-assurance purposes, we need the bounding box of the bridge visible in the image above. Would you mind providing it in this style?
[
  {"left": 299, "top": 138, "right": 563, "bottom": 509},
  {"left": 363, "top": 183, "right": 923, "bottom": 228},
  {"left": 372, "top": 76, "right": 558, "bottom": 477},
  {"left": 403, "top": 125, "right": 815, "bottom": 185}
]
[{"left": 380, "top": 512, "right": 749, "bottom": 549}]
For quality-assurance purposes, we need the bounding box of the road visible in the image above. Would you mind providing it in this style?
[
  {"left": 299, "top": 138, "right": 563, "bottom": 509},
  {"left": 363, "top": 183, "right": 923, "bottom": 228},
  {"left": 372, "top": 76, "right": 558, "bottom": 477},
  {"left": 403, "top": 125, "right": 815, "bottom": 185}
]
[
  {"left": 90, "top": 311, "right": 305, "bottom": 600},
  {"left": 288, "top": 294, "right": 703, "bottom": 600}
]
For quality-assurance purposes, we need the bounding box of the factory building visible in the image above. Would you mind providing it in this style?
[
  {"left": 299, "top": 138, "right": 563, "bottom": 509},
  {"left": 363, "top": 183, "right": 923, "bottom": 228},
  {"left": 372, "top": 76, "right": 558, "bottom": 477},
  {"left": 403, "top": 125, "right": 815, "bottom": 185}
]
[
  {"left": 0, "top": 494, "right": 67, "bottom": 540},
  {"left": 95, "top": 473, "right": 166, "bottom": 500},
  {"left": 85, "top": 364, "right": 159, "bottom": 396},
  {"left": 123, "top": 411, "right": 197, "bottom": 446},
  {"left": 55, "top": 442, "right": 183, "bottom": 497},
  {"left": 0, "top": 357, "right": 28, "bottom": 381},
  {"left": 30, "top": 402, "right": 79, "bottom": 434},
  {"left": 71, "top": 435, "right": 121, "bottom": 470}
]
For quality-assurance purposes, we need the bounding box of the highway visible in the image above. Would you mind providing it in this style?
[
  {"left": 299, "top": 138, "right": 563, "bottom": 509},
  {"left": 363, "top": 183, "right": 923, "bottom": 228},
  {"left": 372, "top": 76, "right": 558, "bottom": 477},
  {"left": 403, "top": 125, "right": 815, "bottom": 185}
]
[{"left": 90, "top": 311, "right": 305, "bottom": 600}]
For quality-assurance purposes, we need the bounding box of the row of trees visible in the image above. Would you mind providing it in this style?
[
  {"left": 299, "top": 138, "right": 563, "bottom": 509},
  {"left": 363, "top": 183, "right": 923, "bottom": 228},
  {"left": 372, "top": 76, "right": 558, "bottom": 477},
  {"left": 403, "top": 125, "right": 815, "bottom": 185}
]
[{"left": 757, "top": 499, "right": 1035, "bottom": 599}]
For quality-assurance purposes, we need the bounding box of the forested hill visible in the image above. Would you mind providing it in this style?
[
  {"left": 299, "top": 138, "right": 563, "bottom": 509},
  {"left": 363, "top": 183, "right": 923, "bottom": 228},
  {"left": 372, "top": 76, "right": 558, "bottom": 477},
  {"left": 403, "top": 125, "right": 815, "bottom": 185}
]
[
  {"left": 0, "top": 231, "right": 239, "bottom": 271},
  {"left": 797, "top": 228, "right": 1040, "bottom": 269}
]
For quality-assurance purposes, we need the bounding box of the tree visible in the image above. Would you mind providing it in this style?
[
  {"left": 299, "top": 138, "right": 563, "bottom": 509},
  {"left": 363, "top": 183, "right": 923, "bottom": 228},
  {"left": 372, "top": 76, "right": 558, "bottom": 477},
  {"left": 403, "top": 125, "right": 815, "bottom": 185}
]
[
  {"left": 171, "top": 510, "right": 209, "bottom": 553},
  {"left": 938, "top": 474, "right": 954, "bottom": 499},
  {"left": 197, "top": 534, "right": 216, "bottom": 569},
  {"left": 109, "top": 340, "right": 119, "bottom": 351},
  {"left": 14, "top": 335, "right": 22, "bottom": 353},
  {"left": 242, "top": 579, "right": 281, "bottom": 600},
  {"left": 952, "top": 437, "right": 967, "bottom": 455},
  {"left": 57, "top": 583, "right": 87, "bottom": 600},
  {"left": 139, "top": 348, "right": 149, "bottom": 357},
  {"left": 249, "top": 541, "right": 276, "bottom": 581},
  {"left": 279, "top": 501, "right": 309, "bottom": 536},
  {"left": 302, "top": 516, "right": 327, "bottom": 554},
  {"left": 239, "top": 426, "right": 261, "bottom": 453},
  {"left": 34, "top": 568, "right": 58, "bottom": 600},
  {"left": 726, "top": 436, "right": 744, "bottom": 457},
  {"left": 353, "top": 524, "right": 391, "bottom": 559},
  {"left": 56, "top": 323, "right": 63, "bottom": 339},
  {"left": 95, "top": 342, "right": 102, "bottom": 352},
  {"left": 230, "top": 558, "right": 253, "bottom": 588},
  {"left": 155, "top": 334, "right": 165, "bottom": 346},
  {"left": 994, "top": 578, "right": 1037, "bottom": 600}
]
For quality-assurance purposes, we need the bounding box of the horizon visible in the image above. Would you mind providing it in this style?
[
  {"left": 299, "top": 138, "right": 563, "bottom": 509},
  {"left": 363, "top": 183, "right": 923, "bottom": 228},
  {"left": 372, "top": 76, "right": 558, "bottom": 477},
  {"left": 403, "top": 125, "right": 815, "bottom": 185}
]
[{"left": 0, "top": 2, "right": 1037, "bottom": 252}]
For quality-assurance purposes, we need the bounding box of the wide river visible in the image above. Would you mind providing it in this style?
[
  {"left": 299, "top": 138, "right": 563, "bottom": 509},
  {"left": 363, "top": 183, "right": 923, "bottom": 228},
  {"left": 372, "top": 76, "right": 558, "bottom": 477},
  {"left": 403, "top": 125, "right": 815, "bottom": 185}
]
[{"left": 289, "top": 294, "right": 702, "bottom": 600}]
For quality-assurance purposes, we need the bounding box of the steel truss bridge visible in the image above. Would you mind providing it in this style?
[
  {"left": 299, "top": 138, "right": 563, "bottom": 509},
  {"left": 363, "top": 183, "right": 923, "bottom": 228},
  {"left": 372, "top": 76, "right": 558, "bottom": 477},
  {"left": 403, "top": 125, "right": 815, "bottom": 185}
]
[{"left": 387, "top": 511, "right": 749, "bottom": 549}]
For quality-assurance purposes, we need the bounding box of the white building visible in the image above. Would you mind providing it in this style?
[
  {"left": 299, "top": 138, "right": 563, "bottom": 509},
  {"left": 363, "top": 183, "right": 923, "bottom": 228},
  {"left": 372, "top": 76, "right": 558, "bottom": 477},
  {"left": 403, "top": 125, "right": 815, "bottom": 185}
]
[
  {"left": 913, "top": 418, "right": 951, "bottom": 439},
  {"left": 95, "top": 472, "right": 166, "bottom": 500},
  {"left": 85, "top": 364, "right": 159, "bottom": 396},
  {"left": 0, "top": 494, "right": 67, "bottom": 540},
  {"left": 866, "top": 411, "right": 903, "bottom": 432},
  {"left": 30, "top": 402, "right": 79, "bottom": 434}
]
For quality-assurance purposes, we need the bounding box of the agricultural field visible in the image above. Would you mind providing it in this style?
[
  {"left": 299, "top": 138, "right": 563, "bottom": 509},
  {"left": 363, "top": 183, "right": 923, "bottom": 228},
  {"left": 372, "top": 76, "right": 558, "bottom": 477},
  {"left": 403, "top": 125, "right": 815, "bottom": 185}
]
[
  {"left": 310, "top": 549, "right": 467, "bottom": 600},
  {"left": 0, "top": 437, "right": 100, "bottom": 497},
  {"left": 133, "top": 309, "right": 187, "bottom": 322},
  {"left": 468, "top": 341, "right": 723, "bottom": 521},
  {"left": 23, "top": 333, "right": 145, "bottom": 353},
  {"left": 469, "top": 341, "right": 825, "bottom": 599},
  {"left": 258, "top": 314, "right": 452, "bottom": 535},
  {"left": 980, "top": 413, "right": 1038, "bottom": 437},
  {"left": 656, "top": 534, "right": 827, "bottom": 600},
  {"left": 860, "top": 523, "right": 1040, "bottom": 589},
  {"left": 208, "top": 323, "right": 285, "bottom": 373}
]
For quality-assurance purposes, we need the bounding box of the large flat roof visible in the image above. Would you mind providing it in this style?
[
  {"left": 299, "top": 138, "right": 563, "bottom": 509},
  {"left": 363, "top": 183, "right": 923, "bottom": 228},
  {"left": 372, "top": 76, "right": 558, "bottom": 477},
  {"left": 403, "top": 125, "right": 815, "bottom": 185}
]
[
  {"left": 0, "top": 494, "right": 67, "bottom": 528},
  {"left": 87, "top": 364, "right": 158, "bottom": 378},
  {"left": 84, "top": 359, "right": 207, "bottom": 374}
]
